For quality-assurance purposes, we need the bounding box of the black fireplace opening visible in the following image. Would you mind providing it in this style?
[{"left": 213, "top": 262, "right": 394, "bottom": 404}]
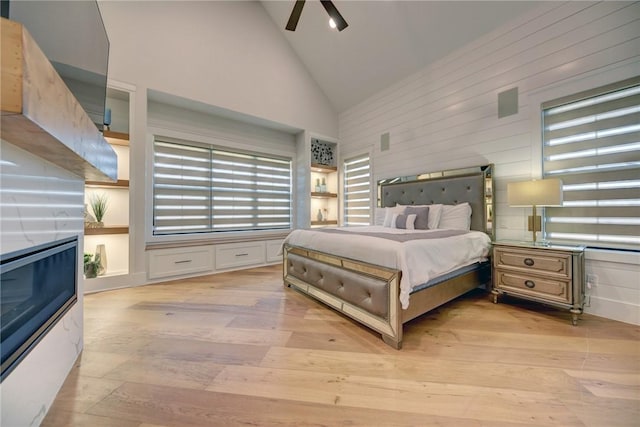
[{"left": 1, "top": 236, "right": 78, "bottom": 381}]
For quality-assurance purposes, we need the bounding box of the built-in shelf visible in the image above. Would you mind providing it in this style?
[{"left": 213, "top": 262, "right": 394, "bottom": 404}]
[
  {"left": 311, "top": 192, "right": 337, "bottom": 198},
  {"left": 85, "top": 179, "right": 129, "bottom": 188},
  {"left": 311, "top": 163, "right": 337, "bottom": 173},
  {"left": 310, "top": 220, "right": 338, "bottom": 226},
  {"left": 103, "top": 130, "right": 130, "bottom": 146},
  {"left": 84, "top": 226, "right": 129, "bottom": 235}
]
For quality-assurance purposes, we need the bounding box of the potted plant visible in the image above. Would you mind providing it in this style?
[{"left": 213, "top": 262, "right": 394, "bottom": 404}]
[
  {"left": 89, "top": 193, "right": 108, "bottom": 227},
  {"left": 84, "top": 253, "right": 101, "bottom": 279}
]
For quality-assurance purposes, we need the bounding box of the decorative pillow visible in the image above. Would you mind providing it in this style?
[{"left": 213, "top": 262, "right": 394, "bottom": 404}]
[
  {"left": 438, "top": 203, "right": 472, "bottom": 230},
  {"left": 374, "top": 207, "right": 386, "bottom": 226},
  {"left": 383, "top": 205, "right": 406, "bottom": 227},
  {"left": 394, "top": 213, "right": 417, "bottom": 230},
  {"left": 427, "top": 204, "right": 443, "bottom": 229},
  {"left": 398, "top": 204, "right": 442, "bottom": 229},
  {"left": 403, "top": 206, "right": 429, "bottom": 230}
]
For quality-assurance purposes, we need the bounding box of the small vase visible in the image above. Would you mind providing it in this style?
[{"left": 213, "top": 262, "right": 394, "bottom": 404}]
[
  {"left": 95, "top": 244, "right": 107, "bottom": 275},
  {"left": 317, "top": 209, "right": 323, "bottom": 221}
]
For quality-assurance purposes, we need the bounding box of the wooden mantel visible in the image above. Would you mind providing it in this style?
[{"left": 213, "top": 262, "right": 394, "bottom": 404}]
[{"left": 0, "top": 18, "right": 117, "bottom": 182}]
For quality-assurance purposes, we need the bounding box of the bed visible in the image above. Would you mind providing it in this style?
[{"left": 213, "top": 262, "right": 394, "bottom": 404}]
[{"left": 283, "top": 164, "right": 495, "bottom": 349}]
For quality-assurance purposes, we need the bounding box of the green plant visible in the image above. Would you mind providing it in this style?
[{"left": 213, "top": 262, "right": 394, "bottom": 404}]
[
  {"left": 83, "top": 252, "right": 102, "bottom": 278},
  {"left": 89, "top": 193, "right": 109, "bottom": 222}
]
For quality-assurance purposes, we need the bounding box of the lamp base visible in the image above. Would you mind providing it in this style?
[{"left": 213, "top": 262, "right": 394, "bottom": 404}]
[{"left": 527, "top": 214, "right": 542, "bottom": 244}]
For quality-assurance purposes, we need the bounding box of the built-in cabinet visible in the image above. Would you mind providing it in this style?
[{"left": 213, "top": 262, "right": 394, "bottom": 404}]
[
  {"left": 84, "top": 129, "right": 130, "bottom": 278},
  {"left": 147, "top": 238, "right": 284, "bottom": 281}
]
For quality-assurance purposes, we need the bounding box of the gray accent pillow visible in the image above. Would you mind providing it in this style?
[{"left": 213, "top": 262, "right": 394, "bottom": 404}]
[
  {"left": 404, "top": 206, "right": 429, "bottom": 229},
  {"left": 394, "top": 213, "right": 416, "bottom": 229}
]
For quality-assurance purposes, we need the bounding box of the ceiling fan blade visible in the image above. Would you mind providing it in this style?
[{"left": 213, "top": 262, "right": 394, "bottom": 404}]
[
  {"left": 320, "top": 0, "right": 348, "bottom": 31},
  {"left": 286, "top": 0, "right": 306, "bottom": 31}
]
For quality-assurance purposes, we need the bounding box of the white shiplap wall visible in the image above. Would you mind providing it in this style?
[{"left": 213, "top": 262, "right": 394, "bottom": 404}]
[{"left": 338, "top": 1, "right": 640, "bottom": 325}]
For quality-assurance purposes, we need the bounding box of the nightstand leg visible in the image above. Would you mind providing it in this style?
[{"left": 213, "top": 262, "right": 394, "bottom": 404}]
[
  {"left": 570, "top": 308, "right": 581, "bottom": 326},
  {"left": 491, "top": 289, "right": 499, "bottom": 304}
]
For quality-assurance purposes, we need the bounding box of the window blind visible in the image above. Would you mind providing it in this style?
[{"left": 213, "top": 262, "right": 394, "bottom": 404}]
[
  {"left": 153, "top": 139, "right": 292, "bottom": 235},
  {"left": 343, "top": 154, "right": 371, "bottom": 226},
  {"left": 542, "top": 76, "right": 640, "bottom": 250}
]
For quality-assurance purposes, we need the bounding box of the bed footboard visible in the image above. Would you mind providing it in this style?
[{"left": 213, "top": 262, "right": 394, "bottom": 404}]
[{"left": 283, "top": 244, "right": 403, "bottom": 348}]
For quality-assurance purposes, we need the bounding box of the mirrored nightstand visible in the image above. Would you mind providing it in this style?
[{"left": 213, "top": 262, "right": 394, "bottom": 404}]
[{"left": 492, "top": 240, "right": 586, "bottom": 325}]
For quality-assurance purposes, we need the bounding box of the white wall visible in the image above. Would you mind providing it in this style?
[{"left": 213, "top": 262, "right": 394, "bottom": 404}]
[
  {"left": 98, "top": 0, "right": 337, "bottom": 137},
  {"left": 338, "top": 1, "right": 640, "bottom": 324}
]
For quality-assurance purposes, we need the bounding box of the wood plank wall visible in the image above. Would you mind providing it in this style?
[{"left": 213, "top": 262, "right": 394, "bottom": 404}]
[{"left": 337, "top": 1, "right": 640, "bottom": 324}]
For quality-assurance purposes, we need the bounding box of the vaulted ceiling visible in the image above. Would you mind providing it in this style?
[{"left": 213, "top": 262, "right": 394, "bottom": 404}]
[{"left": 261, "top": 1, "right": 541, "bottom": 113}]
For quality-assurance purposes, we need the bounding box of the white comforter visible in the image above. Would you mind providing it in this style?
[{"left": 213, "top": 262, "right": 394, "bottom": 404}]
[{"left": 283, "top": 226, "right": 491, "bottom": 309}]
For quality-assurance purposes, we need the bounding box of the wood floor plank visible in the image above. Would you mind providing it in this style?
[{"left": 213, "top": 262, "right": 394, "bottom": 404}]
[
  {"left": 259, "top": 347, "right": 588, "bottom": 396},
  {"left": 40, "top": 264, "right": 639, "bottom": 427},
  {"left": 45, "top": 370, "right": 124, "bottom": 414},
  {"left": 101, "top": 356, "right": 226, "bottom": 390},
  {"left": 85, "top": 381, "right": 510, "bottom": 427},
  {"left": 207, "top": 365, "right": 583, "bottom": 425}
]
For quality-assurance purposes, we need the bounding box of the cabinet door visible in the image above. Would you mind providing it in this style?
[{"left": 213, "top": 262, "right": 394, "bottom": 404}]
[
  {"left": 215, "top": 242, "right": 266, "bottom": 270},
  {"left": 148, "top": 247, "right": 213, "bottom": 279}
]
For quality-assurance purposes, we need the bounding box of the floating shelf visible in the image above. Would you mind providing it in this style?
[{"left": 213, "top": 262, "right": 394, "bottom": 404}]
[
  {"left": 311, "top": 192, "right": 337, "bottom": 198},
  {"left": 311, "top": 163, "right": 337, "bottom": 173},
  {"left": 311, "top": 220, "right": 338, "bottom": 226},
  {"left": 103, "top": 130, "right": 129, "bottom": 146},
  {"left": 84, "top": 226, "right": 129, "bottom": 235},
  {"left": 0, "top": 18, "right": 117, "bottom": 181},
  {"left": 85, "top": 179, "right": 129, "bottom": 188}
]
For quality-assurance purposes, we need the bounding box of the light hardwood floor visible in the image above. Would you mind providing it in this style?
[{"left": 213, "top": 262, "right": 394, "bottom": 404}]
[{"left": 43, "top": 264, "right": 639, "bottom": 426}]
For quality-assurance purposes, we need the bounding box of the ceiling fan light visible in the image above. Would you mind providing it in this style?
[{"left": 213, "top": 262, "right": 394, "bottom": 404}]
[{"left": 329, "top": 18, "right": 336, "bottom": 29}]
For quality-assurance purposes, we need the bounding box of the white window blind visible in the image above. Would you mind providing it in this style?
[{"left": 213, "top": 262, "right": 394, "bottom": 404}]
[
  {"left": 343, "top": 154, "right": 371, "bottom": 226},
  {"left": 542, "top": 76, "right": 640, "bottom": 250},
  {"left": 153, "top": 139, "right": 292, "bottom": 235}
]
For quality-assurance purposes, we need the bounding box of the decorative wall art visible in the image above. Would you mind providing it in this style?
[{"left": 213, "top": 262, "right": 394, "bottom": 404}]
[{"left": 311, "top": 139, "right": 336, "bottom": 166}]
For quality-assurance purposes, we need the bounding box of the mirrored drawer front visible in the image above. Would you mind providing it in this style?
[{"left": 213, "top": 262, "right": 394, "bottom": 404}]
[
  {"left": 494, "top": 248, "right": 570, "bottom": 278},
  {"left": 494, "top": 271, "right": 570, "bottom": 304},
  {"left": 148, "top": 247, "right": 213, "bottom": 279},
  {"left": 216, "top": 242, "right": 265, "bottom": 270}
]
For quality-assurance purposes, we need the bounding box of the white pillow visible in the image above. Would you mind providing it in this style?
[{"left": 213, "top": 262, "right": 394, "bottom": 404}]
[
  {"left": 438, "top": 203, "right": 472, "bottom": 230},
  {"left": 397, "top": 203, "right": 442, "bottom": 229},
  {"left": 383, "top": 206, "right": 406, "bottom": 227},
  {"left": 374, "top": 207, "right": 386, "bottom": 226}
]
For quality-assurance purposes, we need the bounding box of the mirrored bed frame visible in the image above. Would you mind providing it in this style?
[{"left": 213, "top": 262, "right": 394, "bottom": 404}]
[{"left": 283, "top": 164, "right": 494, "bottom": 349}]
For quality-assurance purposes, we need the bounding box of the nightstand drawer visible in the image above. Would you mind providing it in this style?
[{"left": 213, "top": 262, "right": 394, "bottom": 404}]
[
  {"left": 494, "top": 247, "right": 571, "bottom": 278},
  {"left": 494, "top": 270, "right": 570, "bottom": 304}
]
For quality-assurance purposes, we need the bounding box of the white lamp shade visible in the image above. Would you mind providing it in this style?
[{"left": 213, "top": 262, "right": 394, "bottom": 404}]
[{"left": 507, "top": 178, "right": 563, "bottom": 207}]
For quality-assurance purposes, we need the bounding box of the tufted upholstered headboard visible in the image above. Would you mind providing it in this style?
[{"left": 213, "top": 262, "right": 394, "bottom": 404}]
[{"left": 379, "top": 164, "right": 494, "bottom": 239}]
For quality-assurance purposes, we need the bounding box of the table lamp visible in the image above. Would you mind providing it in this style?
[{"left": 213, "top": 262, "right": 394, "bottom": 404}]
[{"left": 507, "top": 178, "right": 563, "bottom": 244}]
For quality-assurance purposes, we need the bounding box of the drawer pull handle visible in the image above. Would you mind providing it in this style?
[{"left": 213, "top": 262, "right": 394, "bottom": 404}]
[
  {"left": 524, "top": 280, "right": 535, "bottom": 289},
  {"left": 174, "top": 260, "right": 192, "bottom": 264},
  {"left": 235, "top": 253, "right": 249, "bottom": 257},
  {"left": 524, "top": 258, "right": 535, "bottom": 266}
]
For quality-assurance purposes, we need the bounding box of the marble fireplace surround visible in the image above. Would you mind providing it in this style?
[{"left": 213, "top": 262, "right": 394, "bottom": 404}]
[{"left": 0, "top": 18, "right": 116, "bottom": 426}]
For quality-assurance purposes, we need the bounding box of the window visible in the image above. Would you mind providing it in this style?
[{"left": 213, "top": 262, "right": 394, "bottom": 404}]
[
  {"left": 153, "top": 138, "right": 292, "bottom": 235},
  {"left": 343, "top": 154, "right": 371, "bottom": 226},
  {"left": 542, "top": 76, "right": 640, "bottom": 250}
]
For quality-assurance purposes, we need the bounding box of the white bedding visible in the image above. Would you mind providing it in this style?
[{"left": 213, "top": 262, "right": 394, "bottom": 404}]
[{"left": 283, "top": 226, "right": 491, "bottom": 309}]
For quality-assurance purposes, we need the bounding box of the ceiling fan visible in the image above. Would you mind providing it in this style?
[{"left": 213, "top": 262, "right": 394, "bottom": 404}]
[{"left": 286, "top": 0, "right": 348, "bottom": 32}]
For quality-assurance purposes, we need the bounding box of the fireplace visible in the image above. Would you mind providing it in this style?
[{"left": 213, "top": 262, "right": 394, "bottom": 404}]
[{"left": 0, "top": 236, "right": 78, "bottom": 380}]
